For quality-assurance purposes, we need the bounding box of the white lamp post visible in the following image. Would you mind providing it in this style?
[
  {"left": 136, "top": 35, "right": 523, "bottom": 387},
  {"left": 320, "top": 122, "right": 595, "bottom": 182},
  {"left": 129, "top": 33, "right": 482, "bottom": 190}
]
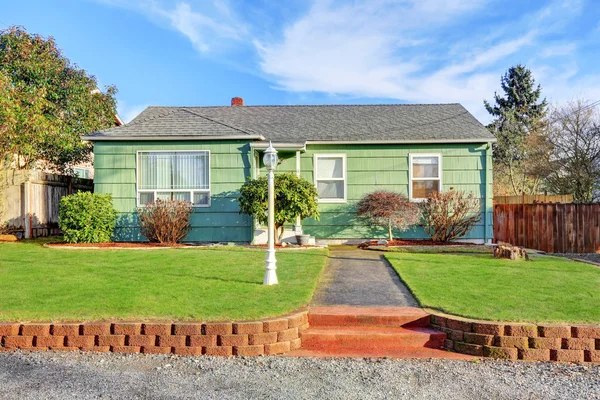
[{"left": 263, "top": 142, "right": 279, "bottom": 285}]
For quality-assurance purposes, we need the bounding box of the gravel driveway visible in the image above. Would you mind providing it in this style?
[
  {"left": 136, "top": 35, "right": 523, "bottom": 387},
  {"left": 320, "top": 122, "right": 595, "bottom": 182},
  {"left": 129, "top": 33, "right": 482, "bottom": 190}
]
[{"left": 0, "top": 351, "right": 599, "bottom": 399}]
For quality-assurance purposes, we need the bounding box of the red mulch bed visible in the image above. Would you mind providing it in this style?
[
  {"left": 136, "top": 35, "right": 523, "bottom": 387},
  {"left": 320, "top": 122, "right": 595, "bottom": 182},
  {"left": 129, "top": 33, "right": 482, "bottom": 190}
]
[
  {"left": 247, "top": 244, "right": 315, "bottom": 249},
  {"left": 47, "top": 242, "right": 186, "bottom": 248},
  {"left": 357, "top": 239, "right": 476, "bottom": 249}
]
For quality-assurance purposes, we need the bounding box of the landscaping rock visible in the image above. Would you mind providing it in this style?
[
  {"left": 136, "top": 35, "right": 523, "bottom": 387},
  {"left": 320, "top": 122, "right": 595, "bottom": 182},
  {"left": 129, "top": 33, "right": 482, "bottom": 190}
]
[{"left": 493, "top": 242, "right": 529, "bottom": 260}]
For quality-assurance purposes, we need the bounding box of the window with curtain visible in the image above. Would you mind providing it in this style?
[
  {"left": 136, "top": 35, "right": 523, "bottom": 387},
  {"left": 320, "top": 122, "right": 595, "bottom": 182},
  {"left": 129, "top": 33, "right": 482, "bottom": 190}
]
[
  {"left": 410, "top": 154, "right": 441, "bottom": 201},
  {"left": 137, "top": 151, "right": 210, "bottom": 207},
  {"left": 314, "top": 154, "right": 346, "bottom": 202}
]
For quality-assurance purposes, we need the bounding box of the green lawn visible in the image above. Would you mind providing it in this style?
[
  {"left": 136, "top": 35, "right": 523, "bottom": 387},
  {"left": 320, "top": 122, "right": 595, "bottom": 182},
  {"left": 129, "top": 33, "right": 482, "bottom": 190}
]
[
  {"left": 0, "top": 239, "right": 328, "bottom": 322},
  {"left": 378, "top": 245, "right": 492, "bottom": 254},
  {"left": 386, "top": 252, "right": 600, "bottom": 324}
]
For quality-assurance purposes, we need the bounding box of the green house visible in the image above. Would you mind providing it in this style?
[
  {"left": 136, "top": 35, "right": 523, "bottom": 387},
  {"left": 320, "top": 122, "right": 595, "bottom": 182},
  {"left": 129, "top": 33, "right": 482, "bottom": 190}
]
[{"left": 84, "top": 99, "right": 496, "bottom": 244}]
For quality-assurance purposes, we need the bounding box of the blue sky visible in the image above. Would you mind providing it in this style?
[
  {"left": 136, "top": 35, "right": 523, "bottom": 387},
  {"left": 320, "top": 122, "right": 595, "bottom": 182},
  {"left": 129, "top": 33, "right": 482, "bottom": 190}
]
[{"left": 2, "top": 0, "right": 600, "bottom": 123}]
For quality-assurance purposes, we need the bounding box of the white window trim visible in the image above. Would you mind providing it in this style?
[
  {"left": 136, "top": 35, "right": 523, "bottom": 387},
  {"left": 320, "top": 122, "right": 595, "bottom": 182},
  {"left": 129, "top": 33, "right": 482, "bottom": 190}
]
[
  {"left": 409, "top": 153, "right": 442, "bottom": 202},
  {"left": 136, "top": 150, "right": 211, "bottom": 208},
  {"left": 314, "top": 153, "right": 347, "bottom": 203}
]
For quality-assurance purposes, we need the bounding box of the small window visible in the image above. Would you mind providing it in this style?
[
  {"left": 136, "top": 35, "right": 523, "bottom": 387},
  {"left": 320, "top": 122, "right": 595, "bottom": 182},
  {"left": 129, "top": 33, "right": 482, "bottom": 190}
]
[
  {"left": 410, "top": 154, "right": 441, "bottom": 201},
  {"left": 73, "top": 167, "right": 91, "bottom": 179},
  {"left": 314, "top": 154, "right": 346, "bottom": 202},
  {"left": 137, "top": 151, "right": 210, "bottom": 207}
]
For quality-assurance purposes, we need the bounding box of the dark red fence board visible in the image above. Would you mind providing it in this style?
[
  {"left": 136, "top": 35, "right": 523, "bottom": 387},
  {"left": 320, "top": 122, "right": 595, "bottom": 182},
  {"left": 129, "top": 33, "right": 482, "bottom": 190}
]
[{"left": 494, "top": 203, "right": 600, "bottom": 253}]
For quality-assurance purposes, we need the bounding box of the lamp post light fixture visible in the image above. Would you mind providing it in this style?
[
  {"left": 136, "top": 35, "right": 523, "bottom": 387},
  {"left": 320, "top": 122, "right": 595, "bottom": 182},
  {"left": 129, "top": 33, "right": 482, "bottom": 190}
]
[{"left": 263, "top": 141, "right": 279, "bottom": 285}]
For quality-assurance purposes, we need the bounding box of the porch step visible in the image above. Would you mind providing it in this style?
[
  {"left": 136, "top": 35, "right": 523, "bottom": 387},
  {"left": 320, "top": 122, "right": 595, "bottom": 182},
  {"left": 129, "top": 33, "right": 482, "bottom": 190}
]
[
  {"left": 284, "top": 348, "right": 474, "bottom": 360},
  {"left": 309, "top": 306, "right": 431, "bottom": 328},
  {"left": 301, "top": 326, "right": 446, "bottom": 352}
]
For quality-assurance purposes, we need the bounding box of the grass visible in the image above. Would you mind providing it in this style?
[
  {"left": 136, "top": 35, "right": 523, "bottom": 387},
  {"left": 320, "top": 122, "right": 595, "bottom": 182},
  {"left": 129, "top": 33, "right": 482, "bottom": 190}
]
[
  {"left": 378, "top": 245, "right": 492, "bottom": 254},
  {"left": 385, "top": 252, "right": 600, "bottom": 324},
  {"left": 0, "top": 239, "right": 328, "bottom": 322}
]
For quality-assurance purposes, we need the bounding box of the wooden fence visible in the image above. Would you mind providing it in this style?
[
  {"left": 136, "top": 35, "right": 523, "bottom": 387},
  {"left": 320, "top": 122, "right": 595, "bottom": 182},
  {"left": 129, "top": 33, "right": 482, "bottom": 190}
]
[
  {"left": 494, "top": 203, "right": 600, "bottom": 253},
  {"left": 1, "top": 170, "right": 93, "bottom": 238},
  {"left": 493, "top": 193, "right": 573, "bottom": 204}
]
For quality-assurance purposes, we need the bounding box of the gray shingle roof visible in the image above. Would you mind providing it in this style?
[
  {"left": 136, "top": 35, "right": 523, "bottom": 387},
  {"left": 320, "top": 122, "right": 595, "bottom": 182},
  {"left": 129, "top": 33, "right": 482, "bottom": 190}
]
[{"left": 84, "top": 103, "right": 495, "bottom": 143}]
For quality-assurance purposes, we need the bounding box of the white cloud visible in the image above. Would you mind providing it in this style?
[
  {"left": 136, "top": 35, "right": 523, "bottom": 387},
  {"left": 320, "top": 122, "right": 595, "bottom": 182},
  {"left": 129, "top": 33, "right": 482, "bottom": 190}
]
[
  {"left": 99, "top": 0, "right": 598, "bottom": 123},
  {"left": 539, "top": 43, "right": 577, "bottom": 58},
  {"left": 150, "top": 2, "right": 243, "bottom": 52},
  {"left": 254, "top": 0, "right": 592, "bottom": 122},
  {"left": 99, "top": 0, "right": 247, "bottom": 53}
]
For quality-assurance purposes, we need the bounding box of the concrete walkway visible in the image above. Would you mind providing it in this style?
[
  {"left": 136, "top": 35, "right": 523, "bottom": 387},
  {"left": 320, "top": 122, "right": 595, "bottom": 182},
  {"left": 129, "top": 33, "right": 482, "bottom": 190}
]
[{"left": 311, "top": 247, "right": 418, "bottom": 307}]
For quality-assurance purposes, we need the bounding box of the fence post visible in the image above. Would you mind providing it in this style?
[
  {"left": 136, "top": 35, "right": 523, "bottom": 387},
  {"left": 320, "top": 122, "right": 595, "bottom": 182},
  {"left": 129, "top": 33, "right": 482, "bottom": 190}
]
[{"left": 23, "top": 179, "right": 32, "bottom": 239}]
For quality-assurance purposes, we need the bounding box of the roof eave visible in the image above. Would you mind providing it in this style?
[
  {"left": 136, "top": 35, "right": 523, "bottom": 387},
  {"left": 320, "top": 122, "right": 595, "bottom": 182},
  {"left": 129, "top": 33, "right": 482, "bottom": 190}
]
[
  {"left": 250, "top": 142, "right": 306, "bottom": 151},
  {"left": 305, "top": 138, "right": 497, "bottom": 144},
  {"left": 82, "top": 134, "right": 266, "bottom": 141}
]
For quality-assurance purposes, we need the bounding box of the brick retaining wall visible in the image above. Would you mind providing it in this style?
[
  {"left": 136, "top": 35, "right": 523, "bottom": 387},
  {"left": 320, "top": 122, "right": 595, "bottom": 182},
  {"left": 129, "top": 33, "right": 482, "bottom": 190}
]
[
  {"left": 0, "top": 311, "right": 308, "bottom": 356},
  {"left": 430, "top": 313, "right": 600, "bottom": 362}
]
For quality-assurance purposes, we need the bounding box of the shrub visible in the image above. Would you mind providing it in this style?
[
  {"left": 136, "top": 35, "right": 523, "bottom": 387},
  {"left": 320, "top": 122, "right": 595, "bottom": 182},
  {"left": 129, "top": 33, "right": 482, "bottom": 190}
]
[
  {"left": 138, "top": 199, "right": 193, "bottom": 244},
  {"left": 356, "top": 191, "right": 420, "bottom": 241},
  {"left": 59, "top": 192, "right": 117, "bottom": 243},
  {"left": 420, "top": 189, "right": 481, "bottom": 242},
  {"left": 238, "top": 172, "right": 319, "bottom": 243}
]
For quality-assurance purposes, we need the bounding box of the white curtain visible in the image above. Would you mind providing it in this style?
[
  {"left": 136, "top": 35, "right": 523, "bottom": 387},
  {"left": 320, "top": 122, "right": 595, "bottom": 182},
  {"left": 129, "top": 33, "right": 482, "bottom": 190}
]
[{"left": 139, "top": 152, "right": 208, "bottom": 190}]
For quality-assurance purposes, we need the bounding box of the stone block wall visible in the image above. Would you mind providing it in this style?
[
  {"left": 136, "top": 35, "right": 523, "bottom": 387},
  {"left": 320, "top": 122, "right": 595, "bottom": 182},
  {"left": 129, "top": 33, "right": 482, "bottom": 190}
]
[
  {"left": 0, "top": 311, "right": 309, "bottom": 356},
  {"left": 431, "top": 313, "right": 600, "bottom": 362}
]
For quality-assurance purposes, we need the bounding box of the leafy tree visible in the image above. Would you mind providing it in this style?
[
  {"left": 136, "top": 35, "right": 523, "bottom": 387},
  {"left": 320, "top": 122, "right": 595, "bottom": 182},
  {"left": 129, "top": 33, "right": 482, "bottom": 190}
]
[
  {"left": 545, "top": 100, "right": 600, "bottom": 202},
  {"left": 484, "top": 64, "right": 549, "bottom": 195},
  {"left": 420, "top": 189, "right": 481, "bottom": 242},
  {"left": 0, "top": 26, "right": 117, "bottom": 172},
  {"left": 356, "top": 191, "right": 420, "bottom": 241},
  {"left": 238, "top": 173, "right": 319, "bottom": 243}
]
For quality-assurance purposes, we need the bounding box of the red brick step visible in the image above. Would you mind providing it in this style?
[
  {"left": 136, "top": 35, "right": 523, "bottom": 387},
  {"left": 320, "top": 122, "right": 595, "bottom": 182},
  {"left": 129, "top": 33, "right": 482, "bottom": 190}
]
[
  {"left": 284, "top": 347, "right": 474, "bottom": 360},
  {"left": 301, "top": 326, "right": 445, "bottom": 351},
  {"left": 309, "top": 306, "right": 431, "bottom": 328},
  {"left": 283, "top": 306, "right": 473, "bottom": 359}
]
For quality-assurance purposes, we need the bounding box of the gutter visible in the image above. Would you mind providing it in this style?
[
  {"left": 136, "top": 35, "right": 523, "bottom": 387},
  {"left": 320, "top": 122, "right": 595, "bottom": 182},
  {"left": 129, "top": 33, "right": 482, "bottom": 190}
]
[
  {"left": 250, "top": 142, "right": 306, "bottom": 151},
  {"left": 82, "top": 134, "right": 266, "bottom": 141},
  {"left": 305, "top": 138, "right": 497, "bottom": 144}
]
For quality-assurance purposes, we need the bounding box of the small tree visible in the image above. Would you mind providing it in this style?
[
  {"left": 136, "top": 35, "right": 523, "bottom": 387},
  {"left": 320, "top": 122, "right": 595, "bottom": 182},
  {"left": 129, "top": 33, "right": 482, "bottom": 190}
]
[
  {"left": 356, "top": 191, "right": 419, "bottom": 241},
  {"left": 138, "top": 199, "right": 193, "bottom": 244},
  {"left": 58, "top": 192, "right": 117, "bottom": 243},
  {"left": 420, "top": 189, "right": 481, "bottom": 242},
  {"left": 238, "top": 172, "right": 319, "bottom": 243}
]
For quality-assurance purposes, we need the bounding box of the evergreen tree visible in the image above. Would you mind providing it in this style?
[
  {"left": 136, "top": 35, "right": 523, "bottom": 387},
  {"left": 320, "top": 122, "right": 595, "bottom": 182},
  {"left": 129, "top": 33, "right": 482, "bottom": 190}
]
[{"left": 484, "top": 65, "right": 549, "bottom": 195}]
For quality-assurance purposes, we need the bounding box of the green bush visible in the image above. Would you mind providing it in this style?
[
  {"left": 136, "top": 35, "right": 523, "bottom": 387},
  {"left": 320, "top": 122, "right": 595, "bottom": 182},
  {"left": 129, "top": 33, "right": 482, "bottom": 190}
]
[
  {"left": 59, "top": 192, "right": 117, "bottom": 243},
  {"left": 238, "top": 172, "right": 319, "bottom": 243}
]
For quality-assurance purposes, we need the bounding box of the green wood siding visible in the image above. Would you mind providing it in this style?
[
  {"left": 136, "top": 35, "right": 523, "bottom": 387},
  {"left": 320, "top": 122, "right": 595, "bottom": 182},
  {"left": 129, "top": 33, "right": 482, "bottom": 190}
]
[
  {"left": 259, "top": 143, "right": 493, "bottom": 241},
  {"left": 93, "top": 141, "right": 253, "bottom": 242},
  {"left": 96, "top": 141, "right": 492, "bottom": 243}
]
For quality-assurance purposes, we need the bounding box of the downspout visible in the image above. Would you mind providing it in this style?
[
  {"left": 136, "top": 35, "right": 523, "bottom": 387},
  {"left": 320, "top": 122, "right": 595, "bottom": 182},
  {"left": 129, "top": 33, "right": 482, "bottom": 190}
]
[{"left": 485, "top": 143, "right": 493, "bottom": 244}]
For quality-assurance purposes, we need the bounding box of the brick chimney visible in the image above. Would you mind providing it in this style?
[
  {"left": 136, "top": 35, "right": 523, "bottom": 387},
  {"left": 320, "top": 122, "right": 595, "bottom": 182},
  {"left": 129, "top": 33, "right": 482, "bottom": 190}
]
[{"left": 231, "top": 97, "right": 244, "bottom": 106}]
